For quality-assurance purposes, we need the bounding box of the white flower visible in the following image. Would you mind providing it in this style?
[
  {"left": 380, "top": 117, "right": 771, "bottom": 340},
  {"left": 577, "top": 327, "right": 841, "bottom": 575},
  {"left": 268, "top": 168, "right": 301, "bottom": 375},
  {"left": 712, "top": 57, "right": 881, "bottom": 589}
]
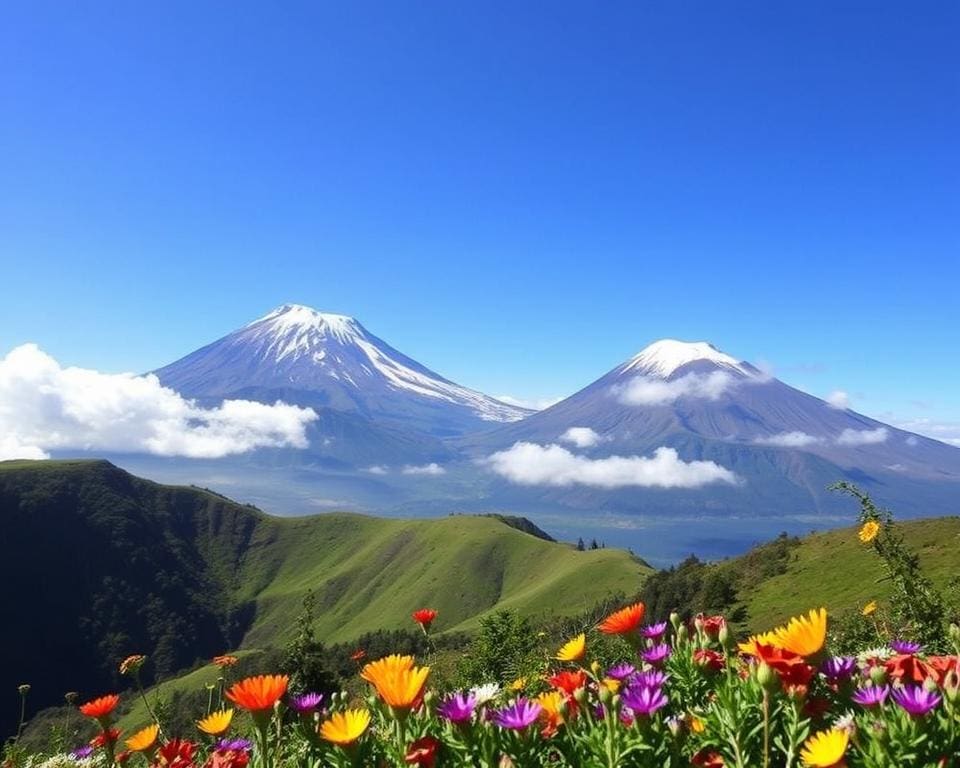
[
  {"left": 469, "top": 682, "right": 501, "bottom": 705},
  {"left": 858, "top": 646, "right": 893, "bottom": 662}
]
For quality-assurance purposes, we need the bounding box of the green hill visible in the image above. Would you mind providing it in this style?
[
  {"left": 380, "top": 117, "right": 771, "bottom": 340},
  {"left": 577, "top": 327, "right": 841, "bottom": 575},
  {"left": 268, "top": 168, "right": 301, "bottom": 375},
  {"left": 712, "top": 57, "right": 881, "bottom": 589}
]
[{"left": 0, "top": 459, "right": 649, "bottom": 733}]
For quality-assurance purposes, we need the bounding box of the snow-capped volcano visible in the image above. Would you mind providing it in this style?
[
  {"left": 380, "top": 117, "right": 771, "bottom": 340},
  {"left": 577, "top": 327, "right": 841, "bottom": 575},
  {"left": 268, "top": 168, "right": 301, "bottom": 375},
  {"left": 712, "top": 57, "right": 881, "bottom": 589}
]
[
  {"left": 621, "top": 339, "right": 755, "bottom": 378},
  {"left": 154, "top": 304, "right": 529, "bottom": 441}
]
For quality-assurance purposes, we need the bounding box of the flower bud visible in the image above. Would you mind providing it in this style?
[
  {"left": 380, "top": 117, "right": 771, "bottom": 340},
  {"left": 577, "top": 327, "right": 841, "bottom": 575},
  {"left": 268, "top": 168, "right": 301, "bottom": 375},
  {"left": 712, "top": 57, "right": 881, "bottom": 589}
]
[
  {"left": 599, "top": 684, "right": 613, "bottom": 705},
  {"left": 756, "top": 662, "right": 778, "bottom": 691},
  {"left": 65, "top": 692, "right": 79, "bottom": 706},
  {"left": 677, "top": 625, "right": 689, "bottom": 644},
  {"left": 669, "top": 612, "right": 681, "bottom": 630},
  {"left": 590, "top": 661, "right": 602, "bottom": 677},
  {"left": 17, "top": 684, "right": 30, "bottom": 696},
  {"left": 944, "top": 671, "right": 960, "bottom": 702},
  {"left": 869, "top": 665, "right": 887, "bottom": 686},
  {"left": 574, "top": 687, "right": 589, "bottom": 706},
  {"left": 694, "top": 614, "right": 705, "bottom": 633},
  {"left": 718, "top": 623, "right": 732, "bottom": 649},
  {"left": 423, "top": 690, "right": 436, "bottom": 707},
  {"left": 923, "top": 676, "right": 938, "bottom": 693}
]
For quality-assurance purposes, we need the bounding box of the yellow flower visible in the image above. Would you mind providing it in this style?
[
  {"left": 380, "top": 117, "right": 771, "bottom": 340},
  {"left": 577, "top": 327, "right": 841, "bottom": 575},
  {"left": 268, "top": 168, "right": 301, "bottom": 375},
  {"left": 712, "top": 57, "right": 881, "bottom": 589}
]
[
  {"left": 320, "top": 709, "right": 371, "bottom": 746},
  {"left": 859, "top": 520, "right": 880, "bottom": 543},
  {"left": 737, "top": 631, "right": 780, "bottom": 656},
  {"left": 601, "top": 677, "right": 620, "bottom": 693},
  {"left": 537, "top": 690, "right": 566, "bottom": 722},
  {"left": 862, "top": 600, "right": 878, "bottom": 616},
  {"left": 510, "top": 677, "right": 527, "bottom": 691},
  {"left": 689, "top": 715, "right": 705, "bottom": 734},
  {"left": 773, "top": 608, "right": 828, "bottom": 657},
  {"left": 197, "top": 708, "right": 234, "bottom": 736},
  {"left": 800, "top": 728, "right": 849, "bottom": 767},
  {"left": 125, "top": 723, "right": 159, "bottom": 752},
  {"left": 556, "top": 633, "right": 586, "bottom": 662},
  {"left": 361, "top": 655, "right": 429, "bottom": 709}
]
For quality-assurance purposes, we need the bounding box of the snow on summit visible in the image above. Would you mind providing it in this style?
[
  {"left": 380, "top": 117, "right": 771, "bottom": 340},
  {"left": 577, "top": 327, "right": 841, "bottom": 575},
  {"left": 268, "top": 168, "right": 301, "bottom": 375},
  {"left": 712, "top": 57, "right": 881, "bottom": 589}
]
[{"left": 623, "top": 339, "right": 750, "bottom": 378}]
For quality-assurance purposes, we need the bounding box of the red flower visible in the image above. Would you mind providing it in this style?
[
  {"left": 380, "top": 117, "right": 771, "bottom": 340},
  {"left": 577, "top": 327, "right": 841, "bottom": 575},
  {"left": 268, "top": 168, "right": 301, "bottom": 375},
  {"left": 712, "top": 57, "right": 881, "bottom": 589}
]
[
  {"left": 79, "top": 694, "right": 120, "bottom": 720},
  {"left": 116, "top": 751, "right": 131, "bottom": 765},
  {"left": 598, "top": 602, "right": 645, "bottom": 636},
  {"left": 754, "top": 644, "right": 815, "bottom": 690},
  {"left": 205, "top": 750, "right": 250, "bottom": 768},
  {"left": 693, "top": 649, "right": 725, "bottom": 672},
  {"left": 548, "top": 670, "right": 587, "bottom": 696},
  {"left": 350, "top": 648, "right": 367, "bottom": 662},
  {"left": 90, "top": 728, "right": 121, "bottom": 748},
  {"left": 412, "top": 609, "right": 438, "bottom": 631},
  {"left": 405, "top": 736, "right": 440, "bottom": 767},
  {"left": 925, "top": 655, "right": 960, "bottom": 686},
  {"left": 703, "top": 615, "right": 726, "bottom": 638},
  {"left": 885, "top": 654, "right": 934, "bottom": 684},
  {"left": 692, "top": 749, "right": 725, "bottom": 767},
  {"left": 154, "top": 739, "right": 198, "bottom": 768}
]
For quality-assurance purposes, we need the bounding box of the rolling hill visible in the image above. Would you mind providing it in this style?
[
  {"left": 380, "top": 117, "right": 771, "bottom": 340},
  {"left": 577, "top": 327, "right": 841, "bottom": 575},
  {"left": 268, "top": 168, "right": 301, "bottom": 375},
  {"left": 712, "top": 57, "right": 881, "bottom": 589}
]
[{"left": 0, "top": 458, "right": 648, "bottom": 732}]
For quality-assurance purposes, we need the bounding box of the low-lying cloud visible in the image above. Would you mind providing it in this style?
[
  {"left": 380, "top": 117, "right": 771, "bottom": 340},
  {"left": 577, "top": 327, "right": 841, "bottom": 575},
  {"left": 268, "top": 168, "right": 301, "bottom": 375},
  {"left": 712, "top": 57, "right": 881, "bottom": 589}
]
[
  {"left": 826, "top": 390, "right": 850, "bottom": 409},
  {"left": 496, "top": 394, "right": 565, "bottom": 411},
  {"left": 755, "top": 431, "right": 823, "bottom": 447},
  {"left": 485, "top": 442, "right": 740, "bottom": 489},
  {"left": 616, "top": 371, "right": 738, "bottom": 406},
  {"left": 0, "top": 343, "right": 318, "bottom": 461},
  {"left": 559, "top": 426, "right": 603, "bottom": 448},
  {"left": 836, "top": 427, "right": 889, "bottom": 446}
]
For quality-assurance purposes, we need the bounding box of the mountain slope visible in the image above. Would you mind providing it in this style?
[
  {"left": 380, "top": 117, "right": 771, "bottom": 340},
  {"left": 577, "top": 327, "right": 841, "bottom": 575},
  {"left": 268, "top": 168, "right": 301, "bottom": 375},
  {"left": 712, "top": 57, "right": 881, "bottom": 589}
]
[
  {"left": 154, "top": 305, "right": 529, "bottom": 442},
  {"left": 0, "top": 459, "right": 648, "bottom": 727}
]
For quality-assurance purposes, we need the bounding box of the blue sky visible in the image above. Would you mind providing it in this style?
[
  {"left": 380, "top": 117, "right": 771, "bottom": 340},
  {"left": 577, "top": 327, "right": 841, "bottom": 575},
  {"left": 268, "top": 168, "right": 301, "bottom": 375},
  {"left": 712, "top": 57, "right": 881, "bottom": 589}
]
[{"left": 1, "top": 2, "right": 958, "bottom": 439}]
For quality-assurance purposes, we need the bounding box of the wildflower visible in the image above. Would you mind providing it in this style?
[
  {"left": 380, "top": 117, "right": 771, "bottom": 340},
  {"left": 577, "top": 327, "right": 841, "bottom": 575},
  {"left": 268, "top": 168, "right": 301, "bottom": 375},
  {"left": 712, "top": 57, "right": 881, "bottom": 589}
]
[
  {"left": 773, "top": 608, "right": 828, "bottom": 657},
  {"left": 642, "top": 621, "right": 668, "bottom": 640},
  {"left": 509, "top": 677, "right": 527, "bottom": 691},
  {"left": 605, "top": 663, "right": 636, "bottom": 681},
  {"left": 362, "top": 655, "right": 430, "bottom": 709},
  {"left": 890, "top": 639, "right": 922, "bottom": 655},
  {"left": 549, "top": 670, "right": 587, "bottom": 696},
  {"left": 119, "top": 655, "right": 146, "bottom": 676},
  {"left": 350, "top": 649, "right": 366, "bottom": 662},
  {"left": 694, "top": 649, "right": 725, "bottom": 672},
  {"left": 288, "top": 692, "right": 324, "bottom": 714},
  {"left": 927, "top": 655, "right": 960, "bottom": 686},
  {"left": 598, "top": 602, "right": 646, "bottom": 636},
  {"left": 470, "top": 682, "right": 501, "bottom": 705},
  {"left": 851, "top": 684, "right": 889, "bottom": 708},
  {"left": 216, "top": 739, "right": 252, "bottom": 752},
  {"left": 641, "top": 643, "right": 672, "bottom": 667},
  {"left": 861, "top": 601, "right": 877, "bottom": 616},
  {"left": 556, "top": 633, "right": 586, "bottom": 662},
  {"left": 125, "top": 723, "right": 159, "bottom": 752},
  {"left": 858, "top": 520, "right": 880, "bottom": 543},
  {"left": 412, "top": 608, "right": 438, "bottom": 632},
  {"left": 79, "top": 694, "right": 120, "bottom": 721},
  {"left": 213, "top": 655, "right": 239, "bottom": 669},
  {"left": 891, "top": 684, "right": 941, "bottom": 716},
  {"left": 198, "top": 709, "right": 234, "bottom": 736},
  {"left": 821, "top": 657, "right": 857, "bottom": 682},
  {"left": 17, "top": 684, "right": 30, "bottom": 696},
  {"left": 70, "top": 746, "right": 95, "bottom": 760},
  {"left": 493, "top": 698, "right": 542, "bottom": 729},
  {"left": 155, "top": 739, "right": 198, "bottom": 766},
  {"left": 691, "top": 750, "right": 725, "bottom": 767},
  {"left": 621, "top": 684, "right": 668, "bottom": 716},
  {"left": 885, "top": 654, "right": 934, "bottom": 684},
  {"left": 689, "top": 715, "right": 706, "bottom": 733},
  {"left": 703, "top": 615, "right": 726, "bottom": 638},
  {"left": 738, "top": 631, "right": 781, "bottom": 656},
  {"left": 404, "top": 736, "right": 440, "bottom": 767},
  {"left": 320, "top": 709, "right": 371, "bottom": 746},
  {"left": 224, "top": 675, "right": 289, "bottom": 713},
  {"left": 754, "top": 645, "right": 816, "bottom": 690},
  {"left": 90, "top": 729, "right": 121, "bottom": 748},
  {"left": 634, "top": 669, "right": 669, "bottom": 688},
  {"left": 437, "top": 691, "right": 477, "bottom": 723},
  {"left": 116, "top": 750, "right": 131, "bottom": 764},
  {"left": 800, "top": 728, "right": 848, "bottom": 767}
]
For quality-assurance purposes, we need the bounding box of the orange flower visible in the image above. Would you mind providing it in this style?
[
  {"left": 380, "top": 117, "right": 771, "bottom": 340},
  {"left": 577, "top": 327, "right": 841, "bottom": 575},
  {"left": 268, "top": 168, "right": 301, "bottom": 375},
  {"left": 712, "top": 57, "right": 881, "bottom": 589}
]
[
  {"left": 225, "top": 675, "right": 288, "bottom": 713},
  {"left": 351, "top": 649, "right": 367, "bottom": 662},
  {"left": 549, "top": 669, "right": 587, "bottom": 696},
  {"left": 858, "top": 520, "right": 880, "bottom": 543},
  {"left": 79, "top": 694, "right": 120, "bottom": 720},
  {"left": 412, "top": 609, "right": 438, "bottom": 631},
  {"left": 598, "top": 602, "right": 645, "bottom": 635},
  {"left": 885, "top": 654, "right": 934, "bottom": 684},
  {"left": 125, "top": 724, "right": 159, "bottom": 752},
  {"left": 213, "top": 655, "right": 239, "bottom": 668},
  {"left": 362, "top": 655, "right": 430, "bottom": 709}
]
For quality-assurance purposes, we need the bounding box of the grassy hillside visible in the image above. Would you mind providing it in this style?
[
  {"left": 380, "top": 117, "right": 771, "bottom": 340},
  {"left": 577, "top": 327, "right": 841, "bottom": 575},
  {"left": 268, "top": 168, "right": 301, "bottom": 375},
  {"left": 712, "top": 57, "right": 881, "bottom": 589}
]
[{"left": 0, "top": 459, "right": 649, "bottom": 733}]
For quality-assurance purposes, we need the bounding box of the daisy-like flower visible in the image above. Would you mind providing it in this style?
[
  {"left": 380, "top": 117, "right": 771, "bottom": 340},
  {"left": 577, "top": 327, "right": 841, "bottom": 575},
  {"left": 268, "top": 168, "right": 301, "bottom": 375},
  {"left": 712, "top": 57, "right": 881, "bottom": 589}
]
[
  {"left": 821, "top": 657, "right": 856, "bottom": 681},
  {"left": 125, "top": 724, "right": 159, "bottom": 752},
  {"left": 155, "top": 740, "right": 197, "bottom": 766},
  {"left": 197, "top": 709, "right": 234, "bottom": 736},
  {"left": 851, "top": 684, "right": 889, "bottom": 708},
  {"left": 738, "top": 631, "right": 781, "bottom": 656},
  {"left": 773, "top": 608, "right": 828, "bottom": 657},
  {"left": 79, "top": 694, "right": 120, "bottom": 721},
  {"left": 350, "top": 649, "right": 366, "bottom": 662},
  {"left": 213, "top": 655, "right": 239, "bottom": 668},
  {"left": 216, "top": 739, "right": 252, "bottom": 752},
  {"left": 642, "top": 621, "right": 668, "bottom": 640},
  {"left": 861, "top": 601, "right": 878, "bottom": 616},
  {"left": 800, "top": 728, "right": 848, "bottom": 767},
  {"left": 641, "top": 643, "right": 672, "bottom": 667},
  {"left": 412, "top": 608, "right": 438, "bottom": 632},
  {"left": 320, "top": 709, "right": 371, "bottom": 746},
  {"left": 857, "top": 646, "right": 893, "bottom": 663},
  {"left": 891, "top": 685, "right": 941, "bottom": 716},
  {"left": 288, "top": 692, "right": 324, "bottom": 714},
  {"left": 605, "top": 663, "right": 636, "bottom": 681},
  {"left": 634, "top": 669, "right": 669, "bottom": 688},
  {"left": 598, "top": 602, "right": 646, "bottom": 636},
  {"left": 890, "top": 639, "right": 922, "bottom": 655},
  {"left": 620, "top": 685, "right": 668, "bottom": 717},
  {"left": 70, "top": 746, "right": 94, "bottom": 760},
  {"left": 362, "top": 656, "right": 430, "bottom": 709},
  {"left": 693, "top": 649, "right": 725, "bottom": 672},
  {"left": 437, "top": 692, "right": 477, "bottom": 723},
  {"left": 225, "top": 675, "right": 289, "bottom": 714},
  {"left": 360, "top": 654, "right": 415, "bottom": 684},
  {"left": 493, "top": 698, "right": 542, "bottom": 729},
  {"left": 119, "top": 655, "right": 146, "bottom": 676},
  {"left": 858, "top": 520, "right": 880, "bottom": 543},
  {"left": 549, "top": 670, "right": 587, "bottom": 696},
  {"left": 556, "top": 633, "right": 586, "bottom": 662},
  {"left": 470, "top": 682, "right": 501, "bottom": 705}
]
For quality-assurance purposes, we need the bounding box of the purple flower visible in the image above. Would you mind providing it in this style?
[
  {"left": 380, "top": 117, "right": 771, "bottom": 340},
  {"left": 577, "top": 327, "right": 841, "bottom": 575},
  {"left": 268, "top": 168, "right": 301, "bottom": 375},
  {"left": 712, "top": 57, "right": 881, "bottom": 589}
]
[
  {"left": 633, "top": 669, "right": 669, "bottom": 688},
  {"left": 641, "top": 643, "right": 672, "bottom": 666},
  {"left": 821, "top": 656, "right": 857, "bottom": 681},
  {"left": 620, "top": 684, "right": 668, "bottom": 717},
  {"left": 288, "top": 692, "right": 324, "bottom": 714},
  {"left": 891, "top": 685, "right": 941, "bottom": 716},
  {"left": 642, "top": 621, "right": 668, "bottom": 640},
  {"left": 606, "top": 663, "right": 636, "bottom": 681},
  {"left": 70, "top": 746, "right": 94, "bottom": 759},
  {"left": 438, "top": 691, "right": 477, "bottom": 723},
  {"left": 852, "top": 685, "right": 889, "bottom": 708},
  {"left": 890, "top": 639, "right": 922, "bottom": 655},
  {"left": 493, "top": 698, "right": 542, "bottom": 729},
  {"left": 217, "top": 738, "right": 253, "bottom": 752}
]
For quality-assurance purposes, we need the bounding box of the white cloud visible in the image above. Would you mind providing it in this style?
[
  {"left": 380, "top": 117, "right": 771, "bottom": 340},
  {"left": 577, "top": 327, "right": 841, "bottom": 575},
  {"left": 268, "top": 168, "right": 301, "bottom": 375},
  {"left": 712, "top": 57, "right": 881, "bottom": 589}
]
[
  {"left": 836, "top": 427, "right": 889, "bottom": 446},
  {"left": 559, "top": 426, "right": 603, "bottom": 448},
  {"left": 485, "top": 442, "right": 740, "bottom": 489},
  {"left": 0, "top": 343, "right": 318, "bottom": 461},
  {"left": 826, "top": 390, "right": 850, "bottom": 409},
  {"left": 906, "top": 435, "right": 920, "bottom": 447},
  {"left": 401, "top": 462, "right": 446, "bottom": 475},
  {"left": 616, "top": 371, "right": 738, "bottom": 406},
  {"left": 755, "top": 431, "right": 823, "bottom": 447},
  {"left": 364, "top": 465, "right": 389, "bottom": 475},
  {"left": 496, "top": 394, "right": 565, "bottom": 411},
  {"left": 893, "top": 418, "right": 960, "bottom": 447}
]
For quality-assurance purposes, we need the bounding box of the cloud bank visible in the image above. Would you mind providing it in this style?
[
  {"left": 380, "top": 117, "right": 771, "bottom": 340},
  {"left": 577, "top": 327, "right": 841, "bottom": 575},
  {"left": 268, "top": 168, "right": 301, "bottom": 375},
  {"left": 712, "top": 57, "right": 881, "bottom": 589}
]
[
  {"left": 826, "top": 390, "right": 850, "bottom": 409},
  {"left": 836, "top": 427, "right": 889, "bottom": 446},
  {"left": 559, "top": 426, "right": 603, "bottom": 448},
  {"left": 754, "top": 431, "right": 823, "bottom": 447},
  {"left": 0, "top": 344, "right": 318, "bottom": 461},
  {"left": 485, "top": 442, "right": 739, "bottom": 489},
  {"left": 615, "top": 371, "right": 738, "bottom": 406}
]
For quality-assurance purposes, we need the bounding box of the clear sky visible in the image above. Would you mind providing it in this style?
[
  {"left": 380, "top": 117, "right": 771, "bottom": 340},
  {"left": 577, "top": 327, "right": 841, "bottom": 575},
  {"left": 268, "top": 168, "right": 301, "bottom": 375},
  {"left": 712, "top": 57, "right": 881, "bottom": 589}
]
[{"left": 1, "top": 2, "right": 958, "bottom": 441}]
